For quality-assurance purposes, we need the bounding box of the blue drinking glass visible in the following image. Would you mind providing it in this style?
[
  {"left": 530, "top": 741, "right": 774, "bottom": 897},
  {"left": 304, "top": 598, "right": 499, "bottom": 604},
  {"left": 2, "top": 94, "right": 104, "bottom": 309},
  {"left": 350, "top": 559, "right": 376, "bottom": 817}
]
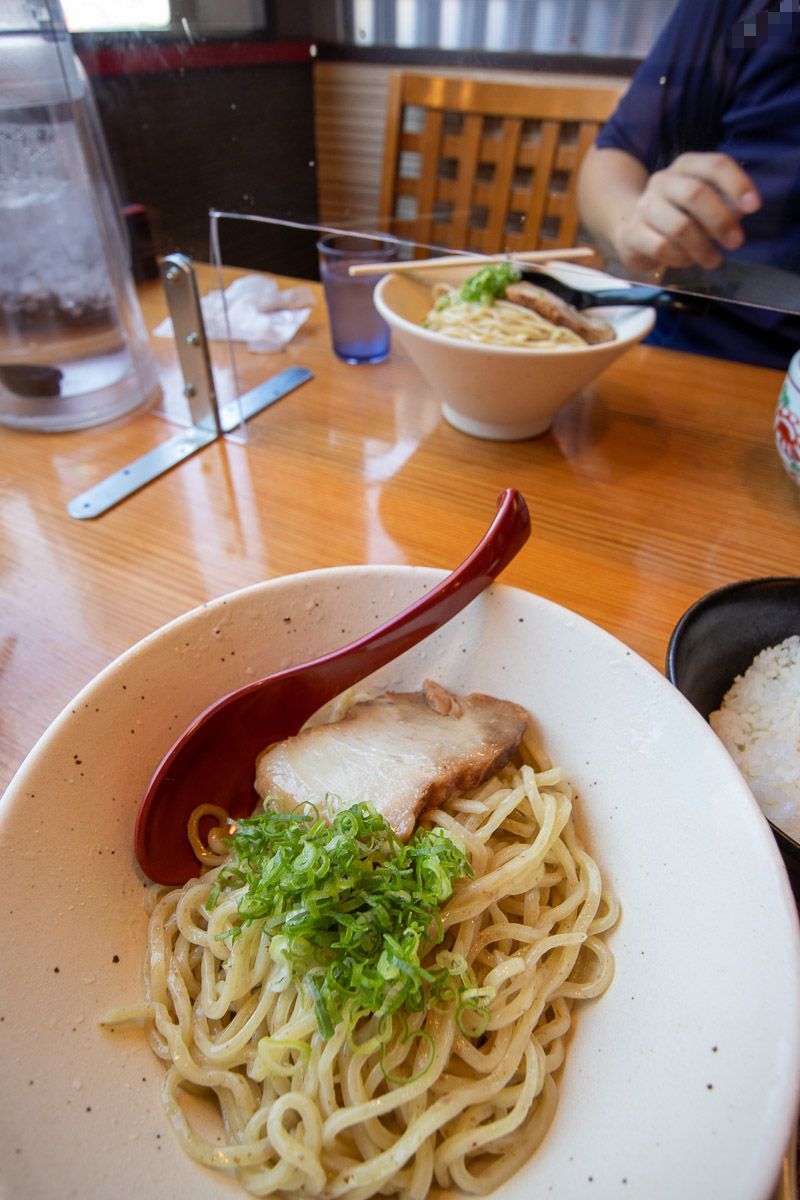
[{"left": 317, "top": 234, "right": 400, "bottom": 365}]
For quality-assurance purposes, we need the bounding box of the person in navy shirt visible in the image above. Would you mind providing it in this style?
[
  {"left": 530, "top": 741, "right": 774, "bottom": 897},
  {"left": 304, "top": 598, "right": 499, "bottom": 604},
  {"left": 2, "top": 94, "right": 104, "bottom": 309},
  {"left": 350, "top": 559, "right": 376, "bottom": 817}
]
[{"left": 576, "top": 0, "right": 800, "bottom": 369}]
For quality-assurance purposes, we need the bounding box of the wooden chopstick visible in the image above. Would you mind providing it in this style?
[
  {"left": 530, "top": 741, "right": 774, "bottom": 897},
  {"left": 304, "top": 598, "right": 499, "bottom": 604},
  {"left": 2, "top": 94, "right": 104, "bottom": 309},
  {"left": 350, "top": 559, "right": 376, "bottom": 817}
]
[{"left": 348, "top": 246, "right": 595, "bottom": 277}]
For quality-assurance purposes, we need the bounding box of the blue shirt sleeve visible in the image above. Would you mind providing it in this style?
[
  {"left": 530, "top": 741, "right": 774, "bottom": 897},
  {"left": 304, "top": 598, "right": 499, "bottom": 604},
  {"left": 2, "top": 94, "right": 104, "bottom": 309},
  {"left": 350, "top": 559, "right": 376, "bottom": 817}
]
[
  {"left": 590, "top": 0, "right": 800, "bottom": 367},
  {"left": 596, "top": 0, "right": 743, "bottom": 170}
]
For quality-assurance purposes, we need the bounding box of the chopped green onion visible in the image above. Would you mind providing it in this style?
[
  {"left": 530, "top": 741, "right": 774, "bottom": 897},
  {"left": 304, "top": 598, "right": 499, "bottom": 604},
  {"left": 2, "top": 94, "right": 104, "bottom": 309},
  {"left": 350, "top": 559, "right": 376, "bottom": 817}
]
[
  {"left": 380, "top": 1026, "right": 435, "bottom": 1085},
  {"left": 257, "top": 1036, "right": 311, "bottom": 1059},
  {"left": 455, "top": 988, "right": 493, "bottom": 1039},
  {"left": 214, "top": 801, "right": 481, "bottom": 1041},
  {"left": 456, "top": 262, "right": 522, "bottom": 305}
]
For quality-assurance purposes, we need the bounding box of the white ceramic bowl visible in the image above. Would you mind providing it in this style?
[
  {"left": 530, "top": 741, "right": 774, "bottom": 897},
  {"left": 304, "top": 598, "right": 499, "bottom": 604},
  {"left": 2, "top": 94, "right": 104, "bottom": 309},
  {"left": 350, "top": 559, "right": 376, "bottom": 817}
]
[
  {"left": 374, "top": 263, "right": 655, "bottom": 440},
  {"left": 1, "top": 566, "right": 799, "bottom": 1200}
]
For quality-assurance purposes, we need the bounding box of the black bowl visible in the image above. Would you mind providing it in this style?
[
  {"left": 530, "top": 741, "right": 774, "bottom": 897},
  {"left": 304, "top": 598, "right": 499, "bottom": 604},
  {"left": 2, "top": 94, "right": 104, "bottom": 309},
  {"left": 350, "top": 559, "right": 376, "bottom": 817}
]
[{"left": 666, "top": 577, "right": 800, "bottom": 870}]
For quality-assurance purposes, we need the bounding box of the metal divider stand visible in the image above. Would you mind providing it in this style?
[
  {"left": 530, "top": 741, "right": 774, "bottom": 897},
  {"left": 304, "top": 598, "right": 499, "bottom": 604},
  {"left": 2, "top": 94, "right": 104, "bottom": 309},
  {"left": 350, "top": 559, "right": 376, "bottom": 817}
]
[{"left": 67, "top": 254, "right": 313, "bottom": 519}]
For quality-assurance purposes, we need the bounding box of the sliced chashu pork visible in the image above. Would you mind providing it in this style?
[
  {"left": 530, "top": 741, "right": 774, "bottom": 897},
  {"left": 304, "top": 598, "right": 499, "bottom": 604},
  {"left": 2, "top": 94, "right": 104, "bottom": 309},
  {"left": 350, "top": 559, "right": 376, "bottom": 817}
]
[
  {"left": 254, "top": 679, "right": 528, "bottom": 840},
  {"left": 505, "top": 281, "right": 616, "bottom": 345}
]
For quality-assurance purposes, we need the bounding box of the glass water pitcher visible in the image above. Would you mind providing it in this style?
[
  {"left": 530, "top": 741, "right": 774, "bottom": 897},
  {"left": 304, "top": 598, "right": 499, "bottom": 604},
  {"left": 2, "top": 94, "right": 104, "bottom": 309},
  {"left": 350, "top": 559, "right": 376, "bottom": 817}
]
[{"left": 0, "top": 0, "right": 159, "bottom": 431}]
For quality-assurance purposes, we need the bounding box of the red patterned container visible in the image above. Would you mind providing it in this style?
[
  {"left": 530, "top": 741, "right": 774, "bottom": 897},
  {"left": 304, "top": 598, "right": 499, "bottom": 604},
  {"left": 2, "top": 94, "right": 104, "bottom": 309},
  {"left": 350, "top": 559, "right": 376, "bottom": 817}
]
[{"left": 774, "top": 350, "right": 800, "bottom": 482}]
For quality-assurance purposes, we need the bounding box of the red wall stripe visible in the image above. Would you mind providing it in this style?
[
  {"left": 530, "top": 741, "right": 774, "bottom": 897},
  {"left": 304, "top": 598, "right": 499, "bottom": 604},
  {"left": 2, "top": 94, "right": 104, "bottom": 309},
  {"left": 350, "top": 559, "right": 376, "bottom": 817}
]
[{"left": 78, "top": 39, "right": 313, "bottom": 77}]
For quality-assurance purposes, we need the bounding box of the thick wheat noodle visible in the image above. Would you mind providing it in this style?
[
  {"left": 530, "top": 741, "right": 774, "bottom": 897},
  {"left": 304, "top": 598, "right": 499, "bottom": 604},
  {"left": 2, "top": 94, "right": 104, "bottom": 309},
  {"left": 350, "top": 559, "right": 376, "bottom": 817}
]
[
  {"left": 103, "top": 734, "right": 618, "bottom": 1198},
  {"left": 424, "top": 285, "right": 586, "bottom": 348}
]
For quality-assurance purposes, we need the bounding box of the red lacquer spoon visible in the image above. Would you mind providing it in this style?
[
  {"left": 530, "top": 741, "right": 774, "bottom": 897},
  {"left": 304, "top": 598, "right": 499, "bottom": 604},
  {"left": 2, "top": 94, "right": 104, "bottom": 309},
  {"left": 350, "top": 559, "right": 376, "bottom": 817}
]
[{"left": 135, "top": 488, "right": 531, "bottom": 884}]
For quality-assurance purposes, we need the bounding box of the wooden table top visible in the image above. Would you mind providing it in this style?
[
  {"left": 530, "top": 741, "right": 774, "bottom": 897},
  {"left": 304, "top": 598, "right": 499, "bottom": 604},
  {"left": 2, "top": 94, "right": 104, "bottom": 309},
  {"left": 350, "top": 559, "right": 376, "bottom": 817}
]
[{"left": 1, "top": 264, "right": 798, "bottom": 800}]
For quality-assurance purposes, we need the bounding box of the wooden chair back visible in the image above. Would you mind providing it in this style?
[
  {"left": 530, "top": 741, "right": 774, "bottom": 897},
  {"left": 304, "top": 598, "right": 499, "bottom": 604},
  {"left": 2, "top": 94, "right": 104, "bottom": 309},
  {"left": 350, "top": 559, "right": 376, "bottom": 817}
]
[{"left": 378, "top": 72, "right": 621, "bottom": 255}]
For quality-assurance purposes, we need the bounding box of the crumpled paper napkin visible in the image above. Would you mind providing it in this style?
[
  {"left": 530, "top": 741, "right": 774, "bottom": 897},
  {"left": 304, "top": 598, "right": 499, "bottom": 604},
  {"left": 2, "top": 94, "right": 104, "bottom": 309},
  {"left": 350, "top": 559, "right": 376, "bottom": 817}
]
[{"left": 153, "top": 273, "right": 314, "bottom": 352}]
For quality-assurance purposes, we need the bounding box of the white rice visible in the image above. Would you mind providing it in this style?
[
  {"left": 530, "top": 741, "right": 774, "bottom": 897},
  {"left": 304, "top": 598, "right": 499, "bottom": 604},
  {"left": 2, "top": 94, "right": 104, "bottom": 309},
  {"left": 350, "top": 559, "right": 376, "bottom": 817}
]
[{"left": 709, "top": 635, "right": 800, "bottom": 843}]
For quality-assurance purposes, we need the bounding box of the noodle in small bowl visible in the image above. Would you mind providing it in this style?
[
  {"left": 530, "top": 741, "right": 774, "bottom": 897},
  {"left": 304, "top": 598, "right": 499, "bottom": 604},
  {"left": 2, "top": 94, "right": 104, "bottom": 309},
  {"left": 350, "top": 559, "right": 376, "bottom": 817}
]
[
  {"left": 374, "top": 263, "right": 654, "bottom": 441},
  {"left": 0, "top": 566, "right": 798, "bottom": 1199}
]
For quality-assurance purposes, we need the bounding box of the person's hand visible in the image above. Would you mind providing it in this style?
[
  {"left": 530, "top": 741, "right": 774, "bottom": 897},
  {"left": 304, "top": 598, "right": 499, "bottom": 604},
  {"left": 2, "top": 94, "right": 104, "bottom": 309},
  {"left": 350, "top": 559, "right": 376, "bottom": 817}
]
[{"left": 613, "top": 152, "right": 761, "bottom": 273}]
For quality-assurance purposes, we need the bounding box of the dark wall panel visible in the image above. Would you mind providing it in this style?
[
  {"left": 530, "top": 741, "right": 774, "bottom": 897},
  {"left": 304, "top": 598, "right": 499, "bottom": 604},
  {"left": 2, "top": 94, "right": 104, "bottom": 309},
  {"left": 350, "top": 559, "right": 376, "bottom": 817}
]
[{"left": 85, "top": 55, "right": 320, "bottom": 278}]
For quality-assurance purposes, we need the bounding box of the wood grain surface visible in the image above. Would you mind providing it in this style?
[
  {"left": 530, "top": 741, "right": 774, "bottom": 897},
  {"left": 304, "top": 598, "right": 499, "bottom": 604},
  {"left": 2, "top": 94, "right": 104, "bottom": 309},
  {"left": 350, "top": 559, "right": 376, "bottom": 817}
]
[{"left": 1, "top": 264, "right": 797, "bottom": 800}]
